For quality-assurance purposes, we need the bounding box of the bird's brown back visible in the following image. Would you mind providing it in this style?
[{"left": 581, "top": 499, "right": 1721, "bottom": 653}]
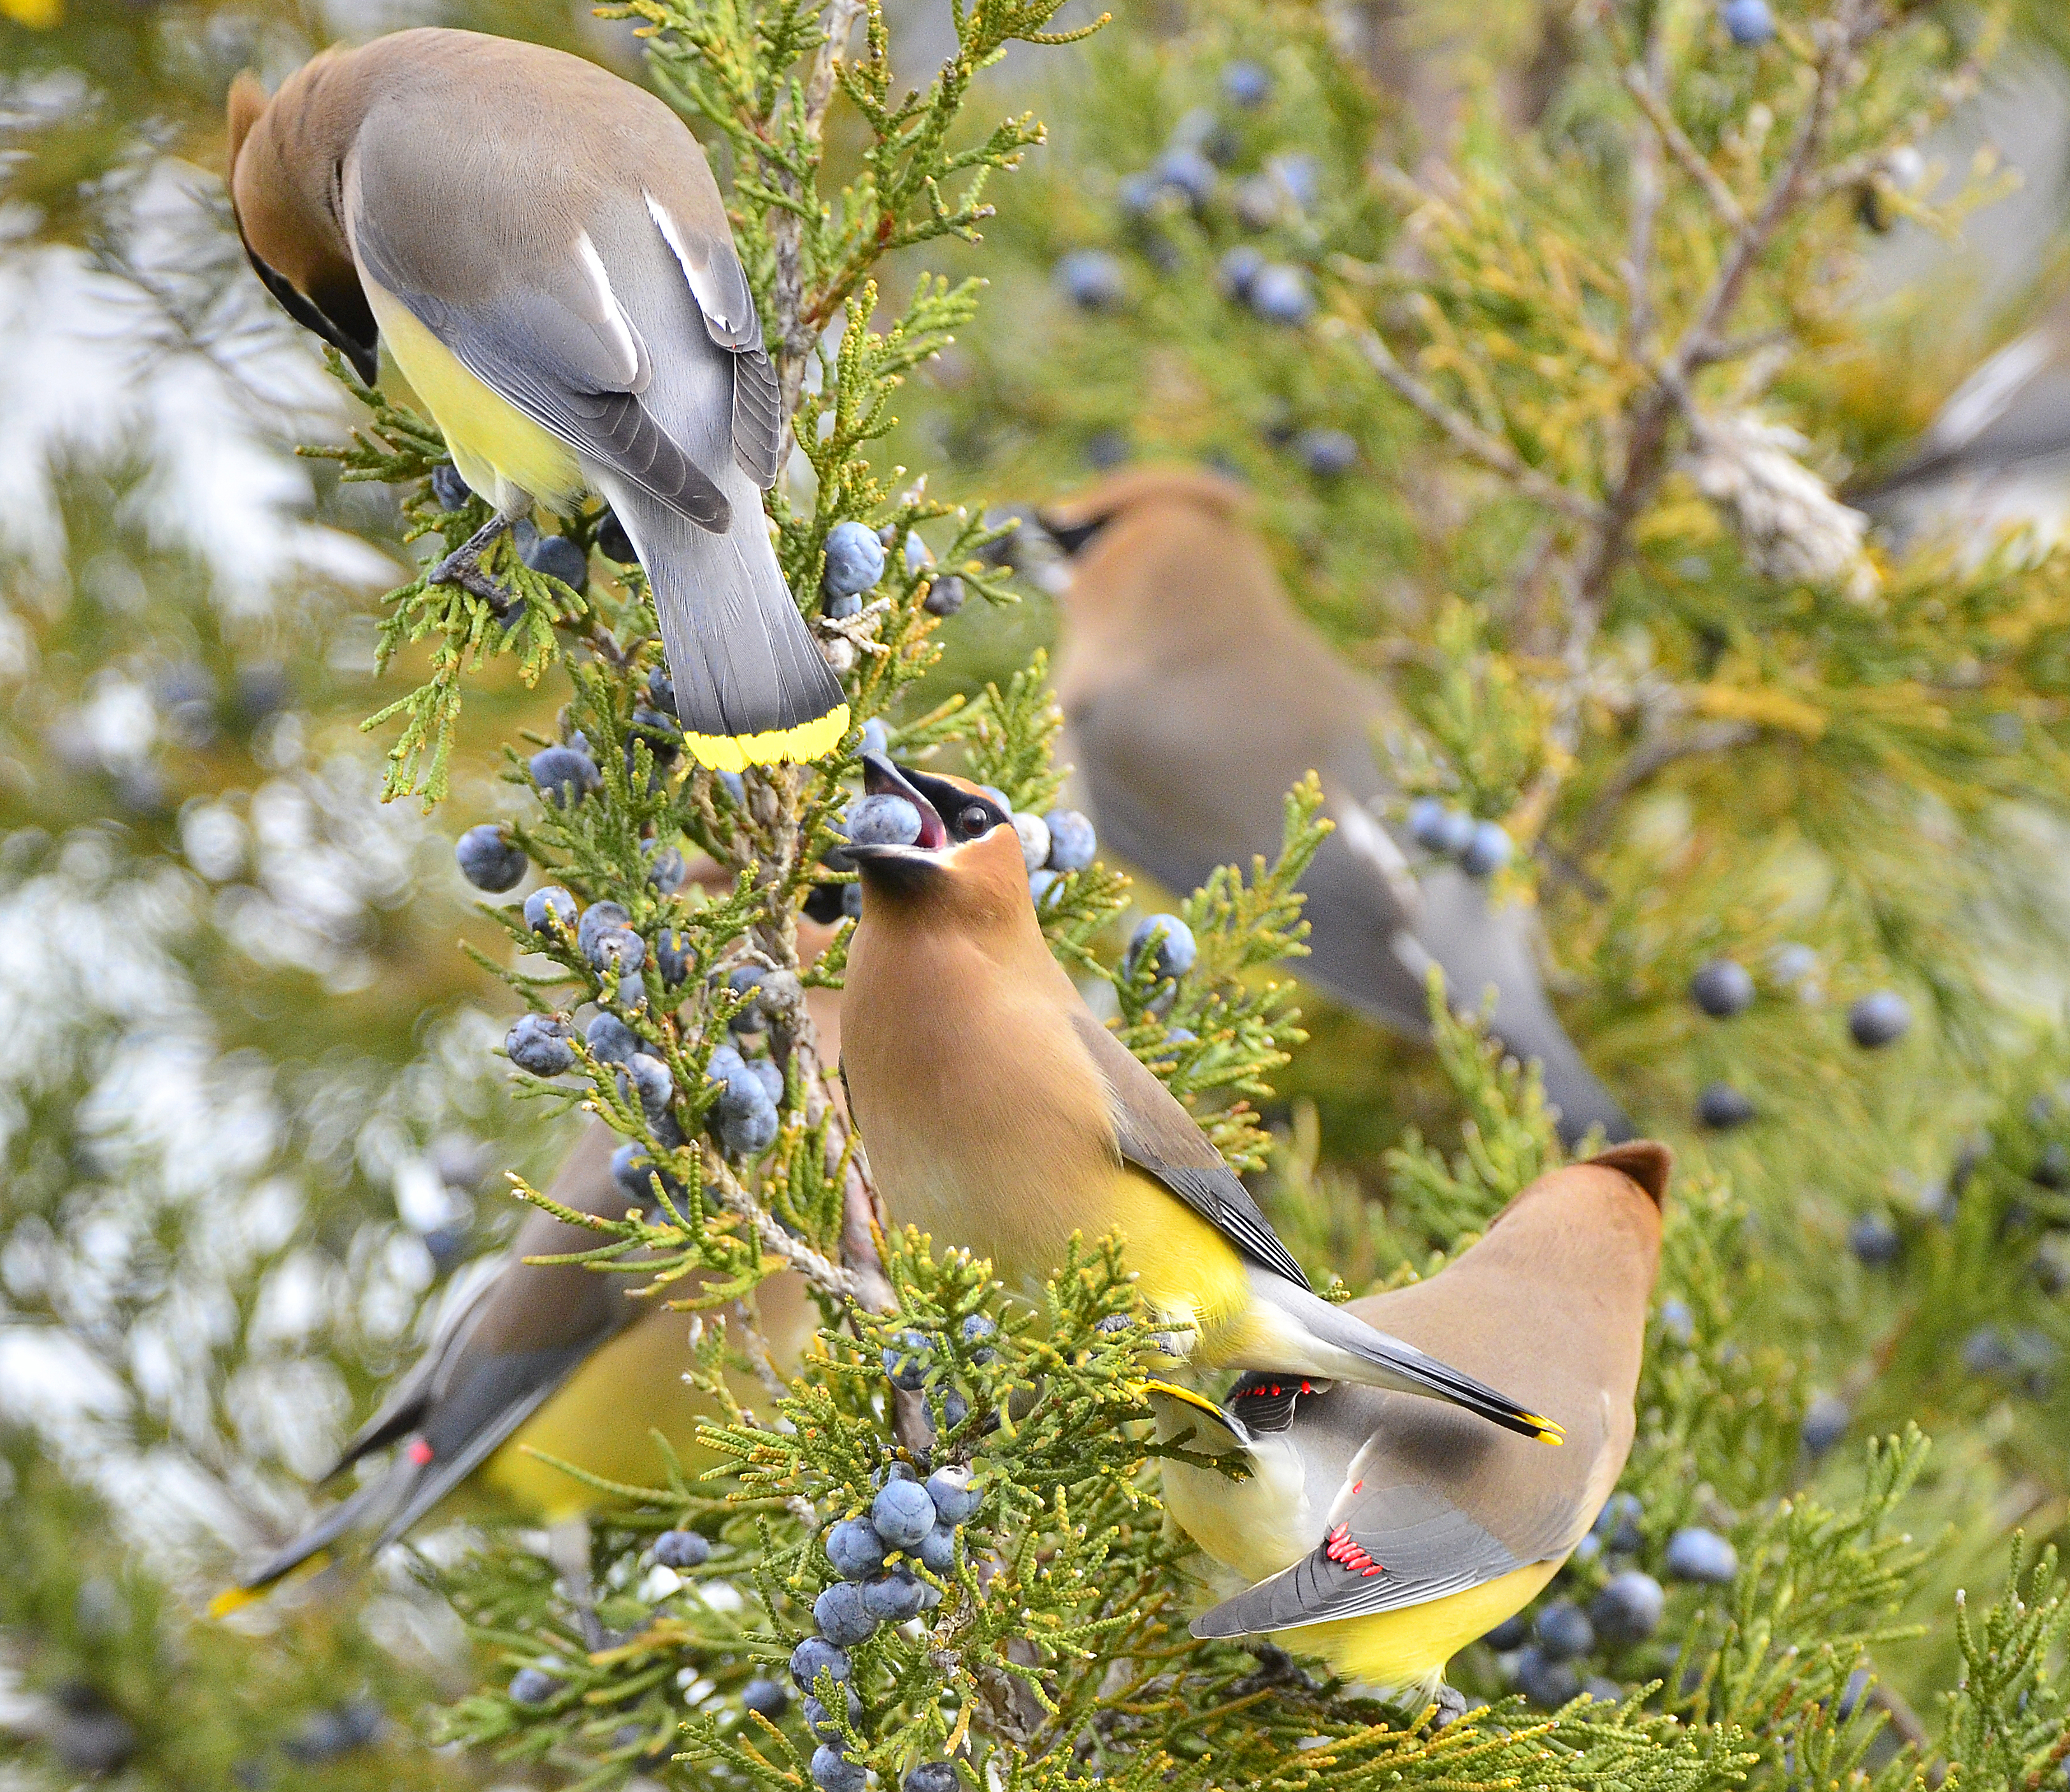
[{"left": 1322, "top": 1157, "right": 1664, "bottom": 1556}]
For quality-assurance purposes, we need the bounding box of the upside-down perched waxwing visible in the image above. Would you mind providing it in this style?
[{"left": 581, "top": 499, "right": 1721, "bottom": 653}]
[
  {"left": 225, "top": 28, "right": 846, "bottom": 771},
  {"left": 212, "top": 1121, "right": 815, "bottom": 1614},
  {"left": 1148, "top": 1140, "right": 1668, "bottom": 1703},
  {"left": 1032, "top": 466, "right": 1631, "bottom": 1149},
  {"left": 838, "top": 753, "right": 1561, "bottom": 1443}
]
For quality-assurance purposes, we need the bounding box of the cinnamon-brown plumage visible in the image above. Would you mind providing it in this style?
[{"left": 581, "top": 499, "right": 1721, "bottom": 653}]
[
  {"left": 1153, "top": 1140, "right": 1669, "bottom": 1699},
  {"left": 838, "top": 754, "right": 1562, "bottom": 1442}
]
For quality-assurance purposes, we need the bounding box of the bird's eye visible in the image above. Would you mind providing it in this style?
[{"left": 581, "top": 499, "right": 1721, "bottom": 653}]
[{"left": 957, "top": 805, "right": 990, "bottom": 838}]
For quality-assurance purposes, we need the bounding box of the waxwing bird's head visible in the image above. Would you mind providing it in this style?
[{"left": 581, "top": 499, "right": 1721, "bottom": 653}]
[
  {"left": 1035, "top": 468, "right": 1273, "bottom": 700},
  {"left": 1482, "top": 1141, "right": 1671, "bottom": 1296},
  {"left": 225, "top": 59, "right": 379, "bottom": 383},
  {"left": 846, "top": 754, "right": 1030, "bottom": 919},
  {"left": 1037, "top": 464, "right": 1255, "bottom": 597}
]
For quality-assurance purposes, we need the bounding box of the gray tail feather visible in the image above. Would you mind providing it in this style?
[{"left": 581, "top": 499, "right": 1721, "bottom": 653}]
[
  {"left": 234, "top": 1469, "right": 410, "bottom": 1595},
  {"left": 604, "top": 476, "right": 844, "bottom": 748},
  {"left": 1513, "top": 1026, "right": 1633, "bottom": 1150},
  {"left": 1411, "top": 871, "right": 1632, "bottom": 1150}
]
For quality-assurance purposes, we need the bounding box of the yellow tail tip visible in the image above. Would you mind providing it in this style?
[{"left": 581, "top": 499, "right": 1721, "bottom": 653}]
[
  {"left": 206, "top": 1547, "right": 334, "bottom": 1617},
  {"left": 683, "top": 705, "right": 850, "bottom": 772},
  {"left": 1529, "top": 1416, "right": 1566, "bottom": 1445}
]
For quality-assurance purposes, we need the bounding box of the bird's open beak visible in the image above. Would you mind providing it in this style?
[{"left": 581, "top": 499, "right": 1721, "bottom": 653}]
[{"left": 848, "top": 752, "right": 950, "bottom": 863}]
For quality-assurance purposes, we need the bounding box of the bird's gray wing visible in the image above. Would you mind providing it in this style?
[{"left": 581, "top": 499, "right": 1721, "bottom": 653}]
[
  {"left": 635, "top": 176, "right": 783, "bottom": 490},
  {"left": 1192, "top": 1497, "right": 1522, "bottom": 1636},
  {"left": 1190, "top": 1390, "right": 1578, "bottom": 1637},
  {"left": 1067, "top": 691, "right": 1431, "bottom": 1031},
  {"left": 371, "top": 1344, "right": 598, "bottom": 1549},
  {"left": 346, "top": 123, "right": 734, "bottom": 528},
  {"left": 325, "top": 1264, "right": 504, "bottom": 1476},
  {"left": 1069, "top": 1010, "right": 1311, "bottom": 1290}
]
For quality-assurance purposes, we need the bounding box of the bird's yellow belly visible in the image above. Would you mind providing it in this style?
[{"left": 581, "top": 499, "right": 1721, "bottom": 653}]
[
  {"left": 1289, "top": 1558, "right": 1562, "bottom": 1691},
  {"left": 364, "top": 279, "right": 584, "bottom": 514},
  {"left": 1106, "top": 1170, "right": 1254, "bottom": 1344},
  {"left": 890, "top": 1152, "right": 1251, "bottom": 1341},
  {"left": 474, "top": 1308, "right": 710, "bottom": 1521}
]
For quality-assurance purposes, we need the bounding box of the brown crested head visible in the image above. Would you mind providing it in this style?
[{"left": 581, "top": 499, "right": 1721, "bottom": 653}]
[
  {"left": 225, "top": 48, "right": 379, "bottom": 383},
  {"left": 843, "top": 755, "right": 1034, "bottom": 931},
  {"left": 1037, "top": 464, "right": 1252, "bottom": 574},
  {"left": 1033, "top": 467, "right": 1283, "bottom": 699},
  {"left": 1483, "top": 1140, "right": 1672, "bottom": 1266}
]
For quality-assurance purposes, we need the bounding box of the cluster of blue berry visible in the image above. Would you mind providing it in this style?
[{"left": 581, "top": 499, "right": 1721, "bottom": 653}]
[
  {"left": 1685, "top": 952, "right": 1911, "bottom": 1131},
  {"left": 1482, "top": 1495, "right": 1736, "bottom": 1709}
]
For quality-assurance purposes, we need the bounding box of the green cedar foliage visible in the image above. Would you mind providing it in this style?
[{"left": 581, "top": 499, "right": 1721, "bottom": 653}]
[
  {"left": 262, "top": 0, "right": 2070, "bottom": 1784},
  {"left": 5, "top": 0, "right": 2070, "bottom": 1789}
]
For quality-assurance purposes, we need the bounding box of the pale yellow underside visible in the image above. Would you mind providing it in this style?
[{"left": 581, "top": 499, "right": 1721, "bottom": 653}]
[
  {"left": 364, "top": 278, "right": 584, "bottom": 512},
  {"left": 366, "top": 283, "right": 844, "bottom": 770},
  {"left": 472, "top": 1310, "right": 710, "bottom": 1521},
  {"left": 1287, "top": 1557, "right": 1564, "bottom": 1690},
  {"left": 1106, "top": 1167, "right": 1256, "bottom": 1346},
  {"left": 475, "top": 1271, "right": 816, "bottom": 1523},
  {"left": 1150, "top": 1386, "right": 1315, "bottom": 1579}
]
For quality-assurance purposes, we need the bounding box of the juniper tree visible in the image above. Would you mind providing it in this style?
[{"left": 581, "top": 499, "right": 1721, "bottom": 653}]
[
  {"left": 4, "top": 1, "right": 2070, "bottom": 1791},
  {"left": 889, "top": 0, "right": 2070, "bottom": 1750}
]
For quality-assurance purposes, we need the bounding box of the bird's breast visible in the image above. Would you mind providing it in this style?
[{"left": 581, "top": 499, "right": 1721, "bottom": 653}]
[
  {"left": 1160, "top": 1433, "right": 1314, "bottom": 1583},
  {"left": 844, "top": 935, "right": 1243, "bottom": 1310}
]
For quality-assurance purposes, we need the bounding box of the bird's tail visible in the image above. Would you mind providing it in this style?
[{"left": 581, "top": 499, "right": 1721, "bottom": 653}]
[
  {"left": 1413, "top": 871, "right": 1634, "bottom": 1150},
  {"left": 1245, "top": 1270, "right": 1564, "bottom": 1444},
  {"left": 206, "top": 1469, "right": 408, "bottom": 1617},
  {"left": 602, "top": 476, "right": 848, "bottom": 772},
  {"left": 1503, "top": 1015, "right": 1633, "bottom": 1150}
]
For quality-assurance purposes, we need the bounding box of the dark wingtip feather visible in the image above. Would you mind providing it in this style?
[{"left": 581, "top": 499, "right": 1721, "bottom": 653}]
[{"left": 732, "top": 348, "right": 783, "bottom": 490}]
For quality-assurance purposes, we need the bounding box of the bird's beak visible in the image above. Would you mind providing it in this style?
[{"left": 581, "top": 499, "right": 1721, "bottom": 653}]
[{"left": 847, "top": 752, "right": 950, "bottom": 868}]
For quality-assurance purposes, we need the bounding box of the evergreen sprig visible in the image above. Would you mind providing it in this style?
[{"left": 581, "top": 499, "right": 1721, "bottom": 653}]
[
  {"left": 1108, "top": 775, "right": 1329, "bottom": 1171},
  {"left": 1943, "top": 1538, "right": 2070, "bottom": 1789},
  {"left": 90, "top": 3, "right": 2070, "bottom": 1788}
]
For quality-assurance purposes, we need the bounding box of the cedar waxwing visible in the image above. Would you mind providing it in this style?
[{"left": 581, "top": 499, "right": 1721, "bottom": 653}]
[
  {"left": 1033, "top": 467, "right": 1632, "bottom": 1149},
  {"left": 839, "top": 753, "right": 1562, "bottom": 1443},
  {"left": 214, "top": 1120, "right": 815, "bottom": 1612},
  {"left": 225, "top": 27, "right": 846, "bottom": 771},
  {"left": 1854, "top": 289, "right": 2070, "bottom": 559},
  {"left": 1149, "top": 1140, "right": 1668, "bottom": 1703}
]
